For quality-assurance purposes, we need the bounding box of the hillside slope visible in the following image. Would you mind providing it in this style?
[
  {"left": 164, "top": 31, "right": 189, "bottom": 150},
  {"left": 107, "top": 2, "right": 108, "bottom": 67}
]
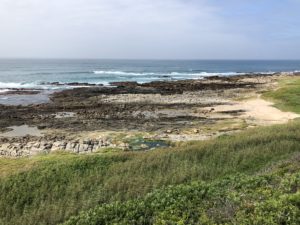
[{"left": 0, "top": 121, "right": 300, "bottom": 224}]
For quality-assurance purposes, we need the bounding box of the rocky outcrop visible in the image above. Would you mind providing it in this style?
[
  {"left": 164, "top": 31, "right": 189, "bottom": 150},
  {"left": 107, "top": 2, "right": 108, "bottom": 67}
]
[
  {"left": 42, "top": 82, "right": 103, "bottom": 86},
  {"left": 0, "top": 137, "right": 129, "bottom": 158}
]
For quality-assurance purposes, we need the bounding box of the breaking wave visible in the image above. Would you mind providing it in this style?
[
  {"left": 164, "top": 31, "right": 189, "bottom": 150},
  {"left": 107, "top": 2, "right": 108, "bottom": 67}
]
[
  {"left": 0, "top": 82, "right": 41, "bottom": 89},
  {"left": 0, "top": 82, "right": 65, "bottom": 90},
  {"left": 93, "top": 70, "right": 251, "bottom": 77},
  {"left": 0, "top": 70, "right": 283, "bottom": 90},
  {"left": 0, "top": 89, "right": 10, "bottom": 93}
]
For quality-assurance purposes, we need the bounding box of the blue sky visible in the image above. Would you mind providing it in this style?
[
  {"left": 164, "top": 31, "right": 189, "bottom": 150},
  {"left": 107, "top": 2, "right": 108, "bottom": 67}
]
[
  {"left": 213, "top": 0, "right": 300, "bottom": 40},
  {"left": 0, "top": 0, "right": 299, "bottom": 59}
]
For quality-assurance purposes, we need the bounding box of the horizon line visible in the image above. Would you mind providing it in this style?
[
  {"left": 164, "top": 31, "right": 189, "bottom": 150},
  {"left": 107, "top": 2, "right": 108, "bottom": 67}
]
[{"left": 0, "top": 57, "right": 300, "bottom": 61}]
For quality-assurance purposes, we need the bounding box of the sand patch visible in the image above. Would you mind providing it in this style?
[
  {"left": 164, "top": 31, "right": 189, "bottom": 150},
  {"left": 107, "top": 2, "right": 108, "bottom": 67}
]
[{"left": 211, "top": 97, "right": 300, "bottom": 125}]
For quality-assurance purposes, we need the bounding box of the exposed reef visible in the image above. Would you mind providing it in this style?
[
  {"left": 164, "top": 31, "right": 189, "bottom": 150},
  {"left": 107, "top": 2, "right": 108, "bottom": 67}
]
[{"left": 0, "top": 73, "right": 298, "bottom": 157}]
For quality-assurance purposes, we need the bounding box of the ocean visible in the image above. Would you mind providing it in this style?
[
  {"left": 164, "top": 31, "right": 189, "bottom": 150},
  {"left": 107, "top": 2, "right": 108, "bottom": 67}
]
[{"left": 0, "top": 59, "right": 300, "bottom": 90}]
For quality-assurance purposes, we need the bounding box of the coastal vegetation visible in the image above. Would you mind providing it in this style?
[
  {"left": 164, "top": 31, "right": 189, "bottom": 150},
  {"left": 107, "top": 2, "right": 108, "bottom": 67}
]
[
  {"left": 263, "top": 76, "right": 300, "bottom": 113},
  {"left": 65, "top": 157, "right": 300, "bottom": 225},
  {"left": 1, "top": 120, "right": 300, "bottom": 224}
]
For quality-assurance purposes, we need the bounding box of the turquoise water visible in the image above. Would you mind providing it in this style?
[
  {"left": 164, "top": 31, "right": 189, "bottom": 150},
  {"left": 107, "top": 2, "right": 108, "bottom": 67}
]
[{"left": 0, "top": 59, "right": 299, "bottom": 90}]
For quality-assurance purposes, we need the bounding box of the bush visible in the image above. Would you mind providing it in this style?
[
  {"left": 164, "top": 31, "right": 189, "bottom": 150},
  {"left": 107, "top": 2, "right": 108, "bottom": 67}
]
[{"left": 64, "top": 163, "right": 300, "bottom": 225}]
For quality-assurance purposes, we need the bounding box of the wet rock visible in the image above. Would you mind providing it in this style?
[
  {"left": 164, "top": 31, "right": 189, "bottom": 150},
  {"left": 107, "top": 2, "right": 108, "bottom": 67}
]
[
  {"left": 37, "top": 125, "right": 47, "bottom": 129},
  {"left": 45, "top": 82, "right": 101, "bottom": 87},
  {"left": 109, "top": 82, "right": 138, "bottom": 87}
]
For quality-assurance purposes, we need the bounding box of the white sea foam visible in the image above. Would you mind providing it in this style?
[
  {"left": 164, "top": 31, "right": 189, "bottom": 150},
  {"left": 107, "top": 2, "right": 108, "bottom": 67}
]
[
  {"left": 170, "top": 72, "right": 246, "bottom": 76},
  {"left": 0, "top": 82, "right": 41, "bottom": 89},
  {"left": 0, "top": 89, "right": 10, "bottom": 93},
  {"left": 256, "top": 72, "right": 276, "bottom": 75},
  {"left": 93, "top": 70, "right": 247, "bottom": 77},
  {"left": 0, "top": 82, "right": 66, "bottom": 90},
  {"left": 93, "top": 71, "right": 157, "bottom": 76}
]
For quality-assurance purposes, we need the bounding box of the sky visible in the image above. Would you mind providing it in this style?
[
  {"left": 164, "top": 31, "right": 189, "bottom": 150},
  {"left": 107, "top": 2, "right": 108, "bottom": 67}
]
[{"left": 0, "top": 0, "right": 299, "bottom": 59}]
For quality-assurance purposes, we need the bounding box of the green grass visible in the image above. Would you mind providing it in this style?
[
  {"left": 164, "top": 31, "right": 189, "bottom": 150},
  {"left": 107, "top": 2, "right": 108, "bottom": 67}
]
[
  {"left": 0, "top": 152, "right": 79, "bottom": 178},
  {"left": 263, "top": 77, "right": 300, "bottom": 113},
  {"left": 1, "top": 121, "right": 300, "bottom": 224},
  {"left": 64, "top": 155, "right": 300, "bottom": 225}
]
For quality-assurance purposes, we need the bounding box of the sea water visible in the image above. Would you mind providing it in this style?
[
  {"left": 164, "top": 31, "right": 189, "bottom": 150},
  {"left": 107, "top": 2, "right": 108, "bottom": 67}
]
[{"left": 0, "top": 59, "right": 299, "bottom": 90}]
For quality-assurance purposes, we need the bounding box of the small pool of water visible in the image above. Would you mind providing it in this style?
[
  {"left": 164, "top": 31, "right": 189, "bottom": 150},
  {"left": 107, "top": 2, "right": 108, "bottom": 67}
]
[
  {"left": 0, "top": 90, "right": 55, "bottom": 106},
  {"left": 129, "top": 138, "right": 170, "bottom": 151},
  {"left": 0, "top": 125, "right": 43, "bottom": 137}
]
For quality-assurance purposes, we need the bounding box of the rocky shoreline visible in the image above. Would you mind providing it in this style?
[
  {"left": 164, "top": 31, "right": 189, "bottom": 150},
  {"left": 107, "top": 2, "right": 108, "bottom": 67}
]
[
  {"left": 0, "top": 136, "right": 126, "bottom": 157},
  {"left": 0, "top": 73, "right": 298, "bottom": 157}
]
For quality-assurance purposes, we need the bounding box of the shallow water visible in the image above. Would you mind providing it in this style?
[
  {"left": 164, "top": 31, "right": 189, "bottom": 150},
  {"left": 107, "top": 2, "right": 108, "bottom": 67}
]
[
  {"left": 0, "top": 90, "right": 55, "bottom": 106},
  {"left": 129, "top": 138, "right": 170, "bottom": 151},
  {"left": 0, "top": 125, "right": 43, "bottom": 137}
]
